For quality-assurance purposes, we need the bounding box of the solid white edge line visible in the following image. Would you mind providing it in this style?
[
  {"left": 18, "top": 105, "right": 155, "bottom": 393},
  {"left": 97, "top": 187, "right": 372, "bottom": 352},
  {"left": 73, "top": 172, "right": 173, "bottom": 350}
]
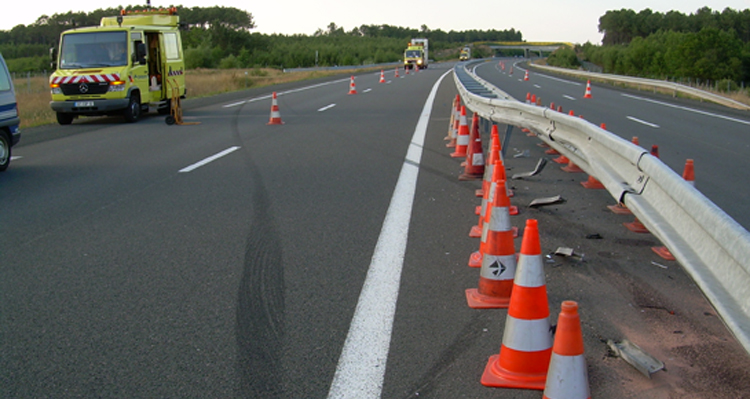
[
  {"left": 179, "top": 146, "right": 241, "bottom": 173},
  {"left": 326, "top": 68, "right": 452, "bottom": 399},
  {"left": 626, "top": 116, "right": 660, "bottom": 128},
  {"left": 622, "top": 93, "right": 750, "bottom": 126}
]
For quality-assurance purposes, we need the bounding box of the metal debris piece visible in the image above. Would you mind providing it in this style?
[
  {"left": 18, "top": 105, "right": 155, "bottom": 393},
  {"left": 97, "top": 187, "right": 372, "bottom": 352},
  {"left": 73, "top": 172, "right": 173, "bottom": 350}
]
[
  {"left": 651, "top": 261, "right": 668, "bottom": 269},
  {"left": 513, "top": 149, "right": 530, "bottom": 158},
  {"left": 554, "top": 247, "right": 575, "bottom": 257},
  {"left": 511, "top": 157, "right": 548, "bottom": 179},
  {"left": 607, "top": 339, "right": 664, "bottom": 378},
  {"left": 586, "top": 233, "right": 603, "bottom": 239},
  {"left": 529, "top": 194, "right": 564, "bottom": 208}
]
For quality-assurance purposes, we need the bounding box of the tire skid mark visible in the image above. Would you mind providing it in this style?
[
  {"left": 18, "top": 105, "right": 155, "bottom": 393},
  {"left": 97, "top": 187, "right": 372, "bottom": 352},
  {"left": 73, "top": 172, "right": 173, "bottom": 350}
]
[{"left": 230, "top": 105, "right": 286, "bottom": 398}]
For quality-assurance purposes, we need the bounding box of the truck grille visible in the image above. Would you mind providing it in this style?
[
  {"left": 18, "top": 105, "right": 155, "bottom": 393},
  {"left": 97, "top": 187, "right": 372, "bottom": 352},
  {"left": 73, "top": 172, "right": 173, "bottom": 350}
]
[{"left": 60, "top": 82, "right": 110, "bottom": 95}]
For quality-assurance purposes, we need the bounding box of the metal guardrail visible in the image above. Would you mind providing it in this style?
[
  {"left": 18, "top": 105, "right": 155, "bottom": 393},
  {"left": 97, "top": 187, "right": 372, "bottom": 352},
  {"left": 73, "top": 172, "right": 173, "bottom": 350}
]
[
  {"left": 452, "top": 62, "right": 750, "bottom": 354},
  {"left": 530, "top": 63, "right": 750, "bottom": 111}
]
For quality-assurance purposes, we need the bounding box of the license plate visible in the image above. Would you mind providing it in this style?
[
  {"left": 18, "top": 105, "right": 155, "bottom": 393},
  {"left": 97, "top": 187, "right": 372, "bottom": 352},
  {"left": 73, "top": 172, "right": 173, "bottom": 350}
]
[{"left": 75, "top": 101, "right": 94, "bottom": 107}]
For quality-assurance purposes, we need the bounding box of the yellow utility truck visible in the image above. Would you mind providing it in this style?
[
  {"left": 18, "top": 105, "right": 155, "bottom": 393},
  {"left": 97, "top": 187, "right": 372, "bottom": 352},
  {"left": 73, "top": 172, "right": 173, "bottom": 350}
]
[
  {"left": 49, "top": 8, "right": 186, "bottom": 124},
  {"left": 459, "top": 46, "right": 471, "bottom": 61},
  {"left": 403, "top": 38, "right": 428, "bottom": 70}
]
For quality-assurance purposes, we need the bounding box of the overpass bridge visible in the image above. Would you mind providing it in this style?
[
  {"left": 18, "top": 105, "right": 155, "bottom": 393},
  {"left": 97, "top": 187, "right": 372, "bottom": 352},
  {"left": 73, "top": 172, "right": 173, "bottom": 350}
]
[{"left": 478, "top": 41, "right": 574, "bottom": 57}]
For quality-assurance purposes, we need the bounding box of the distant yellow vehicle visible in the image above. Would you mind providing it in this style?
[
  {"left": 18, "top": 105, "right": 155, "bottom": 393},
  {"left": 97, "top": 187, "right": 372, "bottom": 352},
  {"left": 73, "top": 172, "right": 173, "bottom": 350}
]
[
  {"left": 459, "top": 46, "right": 471, "bottom": 61},
  {"left": 50, "top": 8, "right": 187, "bottom": 124},
  {"left": 404, "top": 38, "right": 428, "bottom": 70}
]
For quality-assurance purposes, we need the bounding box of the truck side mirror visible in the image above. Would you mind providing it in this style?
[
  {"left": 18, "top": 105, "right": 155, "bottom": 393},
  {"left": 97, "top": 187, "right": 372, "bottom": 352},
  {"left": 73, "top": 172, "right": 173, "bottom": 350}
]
[
  {"left": 136, "top": 42, "right": 147, "bottom": 64},
  {"left": 49, "top": 46, "right": 58, "bottom": 70}
]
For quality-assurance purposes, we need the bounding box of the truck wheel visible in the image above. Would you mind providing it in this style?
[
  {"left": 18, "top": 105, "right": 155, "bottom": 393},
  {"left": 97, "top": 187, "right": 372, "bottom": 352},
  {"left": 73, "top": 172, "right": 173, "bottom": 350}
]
[
  {"left": 0, "top": 131, "right": 10, "bottom": 172},
  {"left": 123, "top": 93, "right": 141, "bottom": 123},
  {"left": 56, "top": 112, "right": 74, "bottom": 125},
  {"left": 165, "top": 115, "right": 176, "bottom": 125}
]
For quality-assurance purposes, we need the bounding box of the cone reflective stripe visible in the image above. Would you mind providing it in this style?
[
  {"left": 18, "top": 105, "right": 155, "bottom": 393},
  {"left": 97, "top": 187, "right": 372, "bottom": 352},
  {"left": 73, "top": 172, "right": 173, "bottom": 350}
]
[
  {"left": 451, "top": 106, "right": 470, "bottom": 158},
  {"left": 379, "top": 70, "right": 386, "bottom": 83},
  {"left": 481, "top": 219, "right": 552, "bottom": 390},
  {"left": 459, "top": 118, "right": 486, "bottom": 180},
  {"left": 466, "top": 175, "right": 517, "bottom": 309},
  {"left": 445, "top": 94, "right": 459, "bottom": 141},
  {"left": 475, "top": 125, "right": 500, "bottom": 198},
  {"left": 267, "top": 92, "right": 284, "bottom": 125},
  {"left": 446, "top": 99, "right": 461, "bottom": 148},
  {"left": 583, "top": 80, "right": 592, "bottom": 98},
  {"left": 543, "top": 301, "right": 590, "bottom": 399},
  {"left": 683, "top": 159, "right": 695, "bottom": 186},
  {"left": 347, "top": 75, "right": 357, "bottom": 94}
]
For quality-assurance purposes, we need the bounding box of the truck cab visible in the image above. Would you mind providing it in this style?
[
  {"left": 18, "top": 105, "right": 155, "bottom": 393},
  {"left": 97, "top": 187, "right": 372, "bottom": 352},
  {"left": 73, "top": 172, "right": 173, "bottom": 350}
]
[{"left": 49, "top": 8, "right": 186, "bottom": 124}]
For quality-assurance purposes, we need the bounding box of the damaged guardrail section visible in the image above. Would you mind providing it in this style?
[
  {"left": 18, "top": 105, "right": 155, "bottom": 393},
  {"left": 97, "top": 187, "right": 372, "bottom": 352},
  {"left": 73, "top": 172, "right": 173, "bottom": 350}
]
[{"left": 453, "top": 64, "right": 750, "bottom": 355}]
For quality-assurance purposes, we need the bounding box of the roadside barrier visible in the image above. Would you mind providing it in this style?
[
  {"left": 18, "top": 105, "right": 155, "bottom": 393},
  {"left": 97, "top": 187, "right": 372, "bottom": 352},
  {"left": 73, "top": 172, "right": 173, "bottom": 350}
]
[{"left": 453, "top": 62, "right": 750, "bottom": 354}]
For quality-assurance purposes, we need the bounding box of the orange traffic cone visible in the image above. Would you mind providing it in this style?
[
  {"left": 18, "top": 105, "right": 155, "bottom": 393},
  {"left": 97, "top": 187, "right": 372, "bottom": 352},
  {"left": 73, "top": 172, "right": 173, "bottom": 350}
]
[
  {"left": 650, "top": 145, "right": 660, "bottom": 158},
  {"left": 683, "top": 159, "right": 695, "bottom": 186},
  {"left": 347, "top": 75, "right": 357, "bottom": 95},
  {"left": 461, "top": 113, "right": 480, "bottom": 166},
  {"left": 607, "top": 201, "right": 632, "bottom": 215},
  {"left": 509, "top": 66, "right": 513, "bottom": 75},
  {"left": 267, "top": 92, "right": 284, "bottom": 125},
  {"left": 552, "top": 155, "right": 569, "bottom": 164},
  {"left": 624, "top": 216, "right": 649, "bottom": 233},
  {"left": 445, "top": 95, "right": 459, "bottom": 141},
  {"left": 395, "top": 67, "right": 400, "bottom": 78},
  {"left": 583, "top": 80, "right": 592, "bottom": 99},
  {"left": 460, "top": 117, "right": 486, "bottom": 181},
  {"left": 581, "top": 175, "right": 605, "bottom": 189},
  {"left": 466, "top": 173, "right": 517, "bottom": 308},
  {"left": 379, "top": 70, "right": 386, "bottom": 83},
  {"left": 446, "top": 99, "right": 461, "bottom": 148},
  {"left": 475, "top": 125, "right": 501, "bottom": 198},
  {"left": 481, "top": 219, "right": 553, "bottom": 390},
  {"left": 561, "top": 160, "right": 584, "bottom": 173},
  {"left": 524, "top": 70, "right": 529, "bottom": 81},
  {"left": 543, "top": 301, "right": 591, "bottom": 399},
  {"left": 451, "top": 106, "right": 470, "bottom": 158},
  {"left": 526, "top": 93, "right": 531, "bottom": 104},
  {"left": 470, "top": 130, "right": 501, "bottom": 238}
]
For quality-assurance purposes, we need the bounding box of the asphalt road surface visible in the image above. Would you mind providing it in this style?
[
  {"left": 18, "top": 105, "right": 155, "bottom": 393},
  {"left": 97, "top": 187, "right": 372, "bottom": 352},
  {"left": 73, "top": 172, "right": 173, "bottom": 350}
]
[{"left": 2, "top": 60, "right": 749, "bottom": 398}]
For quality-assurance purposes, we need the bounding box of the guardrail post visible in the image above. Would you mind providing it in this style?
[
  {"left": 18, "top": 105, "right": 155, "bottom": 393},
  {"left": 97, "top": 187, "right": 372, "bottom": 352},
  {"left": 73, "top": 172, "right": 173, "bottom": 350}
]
[{"left": 501, "top": 125, "right": 513, "bottom": 159}]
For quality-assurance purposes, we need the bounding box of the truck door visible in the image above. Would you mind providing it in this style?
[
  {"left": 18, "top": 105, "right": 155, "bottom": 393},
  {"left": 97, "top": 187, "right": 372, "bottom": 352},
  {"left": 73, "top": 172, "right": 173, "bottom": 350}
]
[{"left": 129, "top": 31, "right": 149, "bottom": 102}]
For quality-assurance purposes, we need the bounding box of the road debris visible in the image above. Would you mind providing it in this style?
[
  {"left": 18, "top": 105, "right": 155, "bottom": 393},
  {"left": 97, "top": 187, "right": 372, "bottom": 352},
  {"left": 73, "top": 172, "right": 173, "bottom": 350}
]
[
  {"left": 607, "top": 339, "right": 664, "bottom": 378},
  {"left": 529, "top": 195, "right": 564, "bottom": 208},
  {"left": 586, "top": 233, "right": 603, "bottom": 239},
  {"left": 651, "top": 261, "right": 668, "bottom": 269},
  {"left": 511, "top": 157, "right": 547, "bottom": 179}
]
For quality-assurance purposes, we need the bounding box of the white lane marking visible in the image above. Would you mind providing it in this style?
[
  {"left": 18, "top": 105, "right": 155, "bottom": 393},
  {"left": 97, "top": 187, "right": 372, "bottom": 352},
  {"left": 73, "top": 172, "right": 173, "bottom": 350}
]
[
  {"left": 363, "top": 88, "right": 373, "bottom": 93},
  {"left": 533, "top": 84, "right": 541, "bottom": 89},
  {"left": 627, "top": 116, "right": 660, "bottom": 128},
  {"left": 222, "top": 78, "right": 351, "bottom": 108},
  {"left": 10, "top": 156, "right": 22, "bottom": 161},
  {"left": 537, "top": 74, "right": 583, "bottom": 86},
  {"left": 179, "top": 146, "right": 241, "bottom": 173},
  {"left": 563, "top": 95, "right": 577, "bottom": 101},
  {"left": 223, "top": 100, "right": 247, "bottom": 108},
  {"left": 622, "top": 93, "right": 750, "bottom": 126},
  {"left": 326, "top": 68, "right": 452, "bottom": 399},
  {"left": 318, "top": 104, "right": 337, "bottom": 112}
]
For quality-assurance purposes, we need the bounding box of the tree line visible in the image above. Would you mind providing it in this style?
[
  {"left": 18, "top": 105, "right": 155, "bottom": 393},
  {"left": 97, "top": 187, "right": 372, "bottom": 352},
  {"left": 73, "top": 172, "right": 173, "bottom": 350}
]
[
  {"left": 0, "top": 6, "right": 521, "bottom": 72},
  {"left": 546, "top": 7, "right": 750, "bottom": 86}
]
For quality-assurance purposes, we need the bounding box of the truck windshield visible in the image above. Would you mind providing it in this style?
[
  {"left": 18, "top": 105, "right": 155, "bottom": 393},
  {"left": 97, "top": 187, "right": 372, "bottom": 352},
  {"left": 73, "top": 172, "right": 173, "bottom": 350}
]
[
  {"left": 59, "top": 31, "right": 128, "bottom": 69},
  {"left": 405, "top": 50, "right": 422, "bottom": 58}
]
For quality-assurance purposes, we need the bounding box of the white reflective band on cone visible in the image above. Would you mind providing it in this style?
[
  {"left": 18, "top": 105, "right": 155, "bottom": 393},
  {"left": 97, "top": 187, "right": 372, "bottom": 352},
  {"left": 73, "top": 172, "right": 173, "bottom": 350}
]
[
  {"left": 472, "top": 153, "right": 484, "bottom": 166},
  {"left": 480, "top": 254, "right": 516, "bottom": 280},
  {"left": 544, "top": 354, "right": 590, "bottom": 399},
  {"left": 487, "top": 206, "right": 511, "bottom": 232},
  {"left": 502, "top": 315, "right": 553, "bottom": 352},
  {"left": 457, "top": 135, "right": 469, "bottom": 146},
  {"left": 514, "top": 254, "right": 545, "bottom": 288}
]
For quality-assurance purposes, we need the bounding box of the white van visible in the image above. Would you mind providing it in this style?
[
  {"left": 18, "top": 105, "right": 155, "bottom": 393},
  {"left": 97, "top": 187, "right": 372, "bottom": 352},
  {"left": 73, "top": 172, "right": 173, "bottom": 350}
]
[{"left": 0, "top": 52, "right": 21, "bottom": 171}]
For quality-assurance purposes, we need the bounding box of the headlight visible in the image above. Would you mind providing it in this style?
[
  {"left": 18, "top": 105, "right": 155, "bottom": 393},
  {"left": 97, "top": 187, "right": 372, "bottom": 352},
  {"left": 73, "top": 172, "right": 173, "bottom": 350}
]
[{"left": 108, "top": 81, "right": 126, "bottom": 92}]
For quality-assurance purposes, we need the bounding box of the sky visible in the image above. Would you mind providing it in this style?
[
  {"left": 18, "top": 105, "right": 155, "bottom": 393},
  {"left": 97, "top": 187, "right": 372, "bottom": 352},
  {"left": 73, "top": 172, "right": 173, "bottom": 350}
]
[{"left": 3, "top": 0, "right": 749, "bottom": 44}]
